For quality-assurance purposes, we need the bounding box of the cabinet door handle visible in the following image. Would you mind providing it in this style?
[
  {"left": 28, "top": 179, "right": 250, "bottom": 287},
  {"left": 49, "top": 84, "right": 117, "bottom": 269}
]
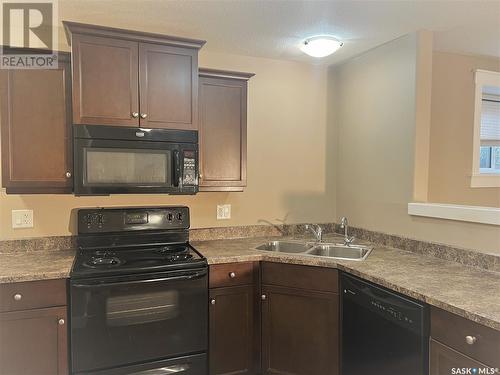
[
  {"left": 132, "top": 112, "right": 139, "bottom": 118},
  {"left": 261, "top": 294, "right": 267, "bottom": 301},
  {"left": 13, "top": 293, "right": 22, "bottom": 301},
  {"left": 210, "top": 298, "right": 216, "bottom": 305},
  {"left": 140, "top": 113, "right": 148, "bottom": 119},
  {"left": 465, "top": 335, "right": 477, "bottom": 345},
  {"left": 65, "top": 171, "right": 72, "bottom": 178},
  {"left": 58, "top": 319, "right": 65, "bottom": 325},
  {"left": 229, "top": 272, "right": 236, "bottom": 278}
]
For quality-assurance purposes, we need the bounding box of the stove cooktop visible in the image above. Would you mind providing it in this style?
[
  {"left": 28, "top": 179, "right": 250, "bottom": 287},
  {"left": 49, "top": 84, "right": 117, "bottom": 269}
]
[{"left": 71, "top": 243, "right": 206, "bottom": 278}]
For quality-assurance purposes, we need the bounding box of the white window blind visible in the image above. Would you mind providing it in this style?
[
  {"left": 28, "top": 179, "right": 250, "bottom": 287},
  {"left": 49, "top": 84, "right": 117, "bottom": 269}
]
[{"left": 481, "top": 93, "right": 500, "bottom": 140}]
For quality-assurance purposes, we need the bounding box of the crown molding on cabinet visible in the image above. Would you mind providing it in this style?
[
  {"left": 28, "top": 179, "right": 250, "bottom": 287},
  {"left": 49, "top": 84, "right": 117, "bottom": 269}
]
[
  {"left": 63, "top": 21, "right": 206, "bottom": 49},
  {"left": 199, "top": 67, "right": 255, "bottom": 81}
]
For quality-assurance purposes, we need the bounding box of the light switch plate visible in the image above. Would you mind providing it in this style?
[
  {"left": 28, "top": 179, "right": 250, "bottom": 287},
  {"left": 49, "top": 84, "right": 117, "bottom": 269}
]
[
  {"left": 216, "top": 204, "right": 231, "bottom": 220},
  {"left": 12, "top": 209, "right": 34, "bottom": 229}
]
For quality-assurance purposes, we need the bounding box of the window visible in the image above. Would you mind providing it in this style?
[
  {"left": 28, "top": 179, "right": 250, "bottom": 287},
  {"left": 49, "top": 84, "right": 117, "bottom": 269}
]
[
  {"left": 479, "top": 90, "right": 500, "bottom": 173},
  {"left": 471, "top": 70, "right": 500, "bottom": 187},
  {"left": 480, "top": 146, "right": 500, "bottom": 172}
]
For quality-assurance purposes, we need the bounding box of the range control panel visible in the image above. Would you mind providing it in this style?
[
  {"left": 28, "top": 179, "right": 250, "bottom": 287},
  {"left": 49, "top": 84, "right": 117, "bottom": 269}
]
[{"left": 78, "top": 206, "right": 190, "bottom": 234}]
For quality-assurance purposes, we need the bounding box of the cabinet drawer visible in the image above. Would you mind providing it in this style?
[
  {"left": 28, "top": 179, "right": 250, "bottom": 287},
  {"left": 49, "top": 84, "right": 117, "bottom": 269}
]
[
  {"left": 431, "top": 306, "right": 500, "bottom": 366},
  {"left": 262, "top": 262, "right": 339, "bottom": 293},
  {"left": 209, "top": 262, "right": 255, "bottom": 288},
  {"left": 0, "top": 279, "right": 67, "bottom": 312}
]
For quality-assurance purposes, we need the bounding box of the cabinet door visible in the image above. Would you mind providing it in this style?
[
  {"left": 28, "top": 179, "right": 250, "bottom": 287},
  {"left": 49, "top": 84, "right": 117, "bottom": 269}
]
[
  {"left": 199, "top": 76, "right": 247, "bottom": 191},
  {"left": 0, "top": 54, "right": 72, "bottom": 193},
  {"left": 71, "top": 34, "right": 139, "bottom": 126},
  {"left": 261, "top": 285, "right": 339, "bottom": 375},
  {"left": 0, "top": 306, "right": 68, "bottom": 375},
  {"left": 430, "top": 339, "right": 491, "bottom": 375},
  {"left": 209, "top": 286, "right": 256, "bottom": 375},
  {"left": 139, "top": 43, "right": 198, "bottom": 130}
]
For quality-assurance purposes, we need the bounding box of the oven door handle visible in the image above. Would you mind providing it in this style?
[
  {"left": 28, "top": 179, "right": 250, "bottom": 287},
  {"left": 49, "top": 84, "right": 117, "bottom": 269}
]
[
  {"left": 72, "top": 270, "right": 206, "bottom": 288},
  {"left": 130, "top": 364, "right": 190, "bottom": 374}
]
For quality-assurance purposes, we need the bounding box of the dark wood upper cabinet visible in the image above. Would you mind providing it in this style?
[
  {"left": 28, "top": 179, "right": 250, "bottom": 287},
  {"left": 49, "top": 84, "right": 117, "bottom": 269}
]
[
  {"left": 198, "top": 68, "right": 254, "bottom": 191},
  {"left": 70, "top": 34, "right": 139, "bottom": 126},
  {"left": 0, "top": 52, "right": 72, "bottom": 194},
  {"left": 64, "top": 21, "right": 205, "bottom": 129},
  {"left": 139, "top": 43, "right": 197, "bottom": 130}
]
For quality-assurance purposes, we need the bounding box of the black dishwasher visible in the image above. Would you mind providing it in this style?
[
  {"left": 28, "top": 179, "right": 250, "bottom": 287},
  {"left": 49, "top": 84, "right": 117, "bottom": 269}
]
[{"left": 341, "top": 273, "right": 429, "bottom": 375}]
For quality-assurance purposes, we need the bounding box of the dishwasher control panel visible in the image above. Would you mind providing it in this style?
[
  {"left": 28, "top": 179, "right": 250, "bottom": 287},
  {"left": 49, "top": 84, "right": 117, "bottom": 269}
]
[{"left": 370, "top": 299, "right": 414, "bottom": 325}]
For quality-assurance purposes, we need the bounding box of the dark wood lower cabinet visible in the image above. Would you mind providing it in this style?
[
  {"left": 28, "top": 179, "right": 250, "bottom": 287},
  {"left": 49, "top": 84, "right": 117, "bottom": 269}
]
[
  {"left": 209, "top": 285, "right": 257, "bottom": 375},
  {"left": 429, "top": 339, "right": 490, "bottom": 375},
  {"left": 261, "top": 285, "right": 339, "bottom": 375},
  {"left": 0, "top": 306, "right": 68, "bottom": 375}
]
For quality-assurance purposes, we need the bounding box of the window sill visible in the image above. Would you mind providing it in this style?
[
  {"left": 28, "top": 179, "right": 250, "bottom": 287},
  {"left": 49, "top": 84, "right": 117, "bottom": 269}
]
[
  {"left": 408, "top": 202, "right": 500, "bottom": 226},
  {"left": 470, "top": 174, "right": 500, "bottom": 188}
]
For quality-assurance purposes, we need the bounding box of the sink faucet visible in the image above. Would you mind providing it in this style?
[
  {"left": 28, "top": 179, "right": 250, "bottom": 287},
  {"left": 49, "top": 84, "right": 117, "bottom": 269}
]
[
  {"left": 305, "top": 224, "right": 323, "bottom": 242},
  {"left": 340, "top": 217, "right": 355, "bottom": 246}
]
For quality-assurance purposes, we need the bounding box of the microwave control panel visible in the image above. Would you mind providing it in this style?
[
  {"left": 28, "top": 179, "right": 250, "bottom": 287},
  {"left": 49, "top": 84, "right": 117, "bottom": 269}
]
[{"left": 182, "top": 150, "right": 197, "bottom": 186}]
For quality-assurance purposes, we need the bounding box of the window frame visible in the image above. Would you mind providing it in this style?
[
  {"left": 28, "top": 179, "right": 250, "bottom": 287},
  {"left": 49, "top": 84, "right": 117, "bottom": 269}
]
[{"left": 471, "top": 69, "right": 500, "bottom": 187}]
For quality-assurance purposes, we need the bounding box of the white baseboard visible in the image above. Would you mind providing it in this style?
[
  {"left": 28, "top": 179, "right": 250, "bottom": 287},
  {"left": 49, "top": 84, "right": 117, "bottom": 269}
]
[{"left": 408, "top": 202, "right": 500, "bottom": 226}]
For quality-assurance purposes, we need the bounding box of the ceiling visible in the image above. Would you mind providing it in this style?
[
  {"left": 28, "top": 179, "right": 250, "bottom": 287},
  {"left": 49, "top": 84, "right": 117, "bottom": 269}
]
[{"left": 57, "top": 0, "right": 500, "bottom": 65}]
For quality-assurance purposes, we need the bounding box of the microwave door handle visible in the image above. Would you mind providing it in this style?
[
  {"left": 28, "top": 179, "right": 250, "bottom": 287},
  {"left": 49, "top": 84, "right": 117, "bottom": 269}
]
[
  {"left": 172, "top": 150, "right": 180, "bottom": 187},
  {"left": 72, "top": 271, "right": 206, "bottom": 288}
]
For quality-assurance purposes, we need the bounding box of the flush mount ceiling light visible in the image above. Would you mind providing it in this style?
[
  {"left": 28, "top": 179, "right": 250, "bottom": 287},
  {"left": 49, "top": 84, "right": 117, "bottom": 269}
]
[{"left": 300, "top": 36, "right": 343, "bottom": 58}]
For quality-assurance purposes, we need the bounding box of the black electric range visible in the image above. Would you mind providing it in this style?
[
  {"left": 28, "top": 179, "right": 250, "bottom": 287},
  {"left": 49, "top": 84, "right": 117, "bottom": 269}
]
[{"left": 70, "top": 206, "right": 208, "bottom": 375}]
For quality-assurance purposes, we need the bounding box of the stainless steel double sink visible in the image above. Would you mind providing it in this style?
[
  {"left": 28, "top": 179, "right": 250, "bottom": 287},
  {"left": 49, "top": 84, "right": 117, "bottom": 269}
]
[{"left": 255, "top": 240, "right": 372, "bottom": 261}]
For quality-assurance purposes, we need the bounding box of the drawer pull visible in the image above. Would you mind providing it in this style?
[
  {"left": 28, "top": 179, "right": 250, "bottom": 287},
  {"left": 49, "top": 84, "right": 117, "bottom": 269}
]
[
  {"left": 210, "top": 298, "right": 216, "bottom": 305},
  {"left": 13, "top": 293, "right": 22, "bottom": 301},
  {"left": 465, "top": 335, "right": 477, "bottom": 345},
  {"left": 229, "top": 272, "right": 236, "bottom": 278},
  {"left": 261, "top": 294, "right": 267, "bottom": 301},
  {"left": 58, "top": 319, "right": 65, "bottom": 325}
]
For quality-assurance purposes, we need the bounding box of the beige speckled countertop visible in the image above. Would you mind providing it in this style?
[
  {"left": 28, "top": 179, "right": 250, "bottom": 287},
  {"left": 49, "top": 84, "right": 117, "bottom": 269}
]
[
  {"left": 1, "top": 234, "right": 499, "bottom": 332},
  {"left": 0, "top": 249, "right": 75, "bottom": 283},
  {"left": 192, "top": 234, "right": 500, "bottom": 331}
]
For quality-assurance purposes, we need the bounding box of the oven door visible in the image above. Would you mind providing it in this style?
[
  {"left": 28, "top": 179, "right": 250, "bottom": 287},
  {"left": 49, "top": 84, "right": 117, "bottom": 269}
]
[{"left": 70, "top": 268, "right": 208, "bottom": 374}]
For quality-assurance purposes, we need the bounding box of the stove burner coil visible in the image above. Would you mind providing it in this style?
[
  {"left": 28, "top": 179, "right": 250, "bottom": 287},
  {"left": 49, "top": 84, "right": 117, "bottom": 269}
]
[{"left": 83, "top": 256, "right": 123, "bottom": 268}]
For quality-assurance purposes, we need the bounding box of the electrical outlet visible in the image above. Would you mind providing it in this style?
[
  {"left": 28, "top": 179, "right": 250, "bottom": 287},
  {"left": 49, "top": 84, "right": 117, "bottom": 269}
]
[
  {"left": 12, "top": 209, "right": 34, "bottom": 229},
  {"left": 216, "top": 204, "right": 231, "bottom": 220}
]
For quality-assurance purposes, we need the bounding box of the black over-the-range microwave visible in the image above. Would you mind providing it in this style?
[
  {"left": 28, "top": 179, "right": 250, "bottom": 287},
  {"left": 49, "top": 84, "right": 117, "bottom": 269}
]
[{"left": 73, "top": 125, "right": 198, "bottom": 195}]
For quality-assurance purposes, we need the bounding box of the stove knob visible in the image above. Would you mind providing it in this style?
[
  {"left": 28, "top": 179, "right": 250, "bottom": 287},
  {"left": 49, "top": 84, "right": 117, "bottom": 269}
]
[
  {"left": 167, "top": 213, "right": 173, "bottom": 222},
  {"left": 176, "top": 212, "right": 183, "bottom": 221}
]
